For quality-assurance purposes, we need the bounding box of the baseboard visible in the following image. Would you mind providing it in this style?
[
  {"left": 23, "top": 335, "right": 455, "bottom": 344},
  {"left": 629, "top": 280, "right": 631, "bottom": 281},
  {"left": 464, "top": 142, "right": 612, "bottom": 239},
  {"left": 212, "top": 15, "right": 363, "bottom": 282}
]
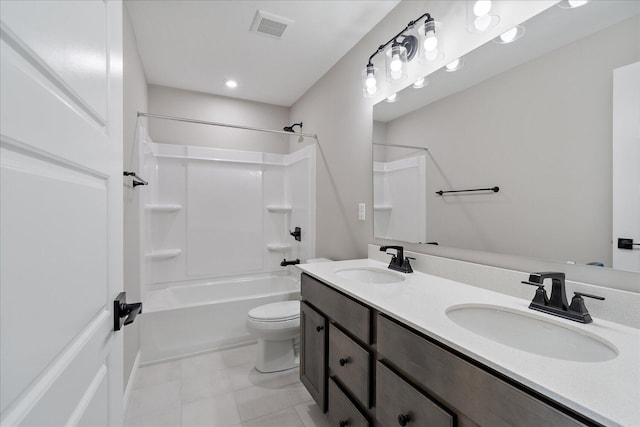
[{"left": 123, "top": 350, "right": 141, "bottom": 414}]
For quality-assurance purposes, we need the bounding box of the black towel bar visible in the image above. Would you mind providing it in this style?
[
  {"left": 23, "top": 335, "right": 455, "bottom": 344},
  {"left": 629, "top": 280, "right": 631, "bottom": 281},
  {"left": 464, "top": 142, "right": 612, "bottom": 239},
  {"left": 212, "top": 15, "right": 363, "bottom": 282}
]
[{"left": 436, "top": 186, "right": 499, "bottom": 196}]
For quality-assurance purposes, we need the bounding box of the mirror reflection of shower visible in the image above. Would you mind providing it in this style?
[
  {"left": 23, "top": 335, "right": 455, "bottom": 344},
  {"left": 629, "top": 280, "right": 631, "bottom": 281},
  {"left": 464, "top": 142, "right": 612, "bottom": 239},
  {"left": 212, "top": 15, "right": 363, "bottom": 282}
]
[{"left": 283, "top": 122, "right": 305, "bottom": 143}]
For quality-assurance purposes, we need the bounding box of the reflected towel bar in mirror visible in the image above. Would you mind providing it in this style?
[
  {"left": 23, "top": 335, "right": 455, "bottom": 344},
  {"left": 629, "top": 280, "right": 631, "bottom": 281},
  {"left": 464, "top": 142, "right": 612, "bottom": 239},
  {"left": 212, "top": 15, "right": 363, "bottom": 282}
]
[{"left": 436, "top": 186, "right": 499, "bottom": 196}]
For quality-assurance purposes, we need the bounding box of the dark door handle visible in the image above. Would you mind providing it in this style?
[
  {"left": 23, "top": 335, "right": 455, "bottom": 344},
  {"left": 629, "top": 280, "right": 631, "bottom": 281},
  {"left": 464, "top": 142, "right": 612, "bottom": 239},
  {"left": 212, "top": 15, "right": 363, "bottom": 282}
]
[
  {"left": 114, "top": 292, "right": 142, "bottom": 331},
  {"left": 339, "top": 357, "right": 349, "bottom": 366},
  {"left": 339, "top": 420, "right": 349, "bottom": 427},
  {"left": 316, "top": 325, "right": 324, "bottom": 332}
]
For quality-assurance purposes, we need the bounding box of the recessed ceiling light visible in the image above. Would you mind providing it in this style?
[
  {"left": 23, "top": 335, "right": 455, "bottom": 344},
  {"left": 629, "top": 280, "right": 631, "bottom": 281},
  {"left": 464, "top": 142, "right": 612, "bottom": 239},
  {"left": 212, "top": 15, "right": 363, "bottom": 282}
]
[{"left": 225, "top": 79, "right": 238, "bottom": 89}]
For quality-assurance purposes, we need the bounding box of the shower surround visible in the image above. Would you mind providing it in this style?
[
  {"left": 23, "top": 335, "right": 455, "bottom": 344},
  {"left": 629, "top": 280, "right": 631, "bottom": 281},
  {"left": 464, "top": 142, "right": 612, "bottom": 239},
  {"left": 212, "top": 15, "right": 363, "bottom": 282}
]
[{"left": 137, "top": 128, "right": 315, "bottom": 362}]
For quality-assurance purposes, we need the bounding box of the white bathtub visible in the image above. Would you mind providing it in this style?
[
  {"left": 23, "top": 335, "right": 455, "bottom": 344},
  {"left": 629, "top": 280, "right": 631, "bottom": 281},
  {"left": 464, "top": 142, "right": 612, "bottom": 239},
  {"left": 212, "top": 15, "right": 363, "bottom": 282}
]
[{"left": 140, "top": 273, "right": 300, "bottom": 363}]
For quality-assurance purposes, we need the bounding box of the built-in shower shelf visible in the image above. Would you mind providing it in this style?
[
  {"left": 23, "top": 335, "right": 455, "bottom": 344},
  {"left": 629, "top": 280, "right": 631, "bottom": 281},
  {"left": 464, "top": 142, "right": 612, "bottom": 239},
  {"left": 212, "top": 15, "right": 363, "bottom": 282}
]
[
  {"left": 145, "top": 204, "right": 182, "bottom": 212},
  {"left": 266, "top": 243, "right": 292, "bottom": 252},
  {"left": 145, "top": 249, "right": 182, "bottom": 260},
  {"left": 374, "top": 205, "right": 392, "bottom": 211},
  {"left": 266, "top": 205, "right": 292, "bottom": 213}
]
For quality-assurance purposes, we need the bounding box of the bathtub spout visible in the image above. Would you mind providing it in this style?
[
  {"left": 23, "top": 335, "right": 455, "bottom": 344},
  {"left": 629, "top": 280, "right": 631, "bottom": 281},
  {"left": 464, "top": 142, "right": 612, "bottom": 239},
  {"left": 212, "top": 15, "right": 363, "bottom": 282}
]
[{"left": 280, "top": 259, "right": 300, "bottom": 267}]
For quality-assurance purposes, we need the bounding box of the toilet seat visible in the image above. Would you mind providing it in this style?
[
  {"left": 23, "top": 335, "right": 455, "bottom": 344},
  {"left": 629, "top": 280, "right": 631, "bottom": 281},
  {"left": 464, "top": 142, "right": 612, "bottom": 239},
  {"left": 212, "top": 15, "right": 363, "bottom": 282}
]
[{"left": 248, "top": 300, "right": 300, "bottom": 322}]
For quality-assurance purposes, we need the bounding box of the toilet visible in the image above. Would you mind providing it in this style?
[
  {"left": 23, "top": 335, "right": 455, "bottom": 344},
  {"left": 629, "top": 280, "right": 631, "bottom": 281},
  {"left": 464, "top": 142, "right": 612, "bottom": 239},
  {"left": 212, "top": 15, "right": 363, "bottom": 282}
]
[
  {"left": 246, "top": 258, "right": 332, "bottom": 373},
  {"left": 246, "top": 300, "right": 301, "bottom": 373}
]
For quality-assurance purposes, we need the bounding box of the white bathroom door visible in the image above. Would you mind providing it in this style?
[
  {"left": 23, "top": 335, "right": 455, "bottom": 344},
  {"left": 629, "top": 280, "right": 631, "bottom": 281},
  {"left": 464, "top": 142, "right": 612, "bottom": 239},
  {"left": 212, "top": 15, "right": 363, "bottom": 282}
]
[
  {"left": 1, "top": 1, "right": 124, "bottom": 426},
  {"left": 612, "top": 62, "right": 640, "bottom": 272}
]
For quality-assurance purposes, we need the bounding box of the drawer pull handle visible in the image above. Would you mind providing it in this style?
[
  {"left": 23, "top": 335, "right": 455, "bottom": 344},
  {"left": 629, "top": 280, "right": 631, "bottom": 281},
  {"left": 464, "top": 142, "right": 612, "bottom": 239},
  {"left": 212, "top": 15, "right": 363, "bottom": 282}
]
[
  {"left": 316, "top": 325, "right": 324, "bottom": 332},
  {"left": 397, "top": 413, "right": 411, "bottom": 426},
  {"left": 339, "top": 357, "right": 350, "bottom": 366},
  {"left": 339, "top": 420, "right": 350, "bottom": 427}
]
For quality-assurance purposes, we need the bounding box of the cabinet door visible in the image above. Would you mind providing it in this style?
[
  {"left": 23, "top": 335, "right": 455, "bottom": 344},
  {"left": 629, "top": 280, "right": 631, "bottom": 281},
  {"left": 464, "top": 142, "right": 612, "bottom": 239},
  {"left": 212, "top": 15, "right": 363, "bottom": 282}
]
[{"left": 300, "top": 302, "right": 327, "bottom": 411}]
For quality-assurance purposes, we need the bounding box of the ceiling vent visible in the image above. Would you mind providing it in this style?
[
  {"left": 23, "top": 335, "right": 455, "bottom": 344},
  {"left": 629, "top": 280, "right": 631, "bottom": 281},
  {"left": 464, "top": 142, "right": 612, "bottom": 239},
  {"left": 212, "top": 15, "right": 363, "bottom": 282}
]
[{"left": 250, "top": 10, "right": 293, "bottom": 39}]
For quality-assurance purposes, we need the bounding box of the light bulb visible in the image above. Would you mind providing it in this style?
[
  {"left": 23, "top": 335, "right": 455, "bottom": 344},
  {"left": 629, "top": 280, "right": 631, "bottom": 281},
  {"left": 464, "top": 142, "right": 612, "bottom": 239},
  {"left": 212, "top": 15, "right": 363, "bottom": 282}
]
[
  {"left": 386, "top": 93, "right": 398, "bottom": 103},
  {"left": 365, "top": 73, "right": 376, "bottom": 89},
  {"left": 423, "top": 31, "right": 438, "bottom": 51},
  {"left": 568, "top": 0, "right": 588, "bottom": 7},
  {"left": 473, "top": 0, "right": 492, "bottom": 17},
  {"left": 446, "top": 58, "right": 460, "bottom": 71},
  {"left": 225, "top": 79, "right": 238, "bottom": 88},
  {"left": 474, "top": 14, "right": 492, "bottom": 31},
  {"left": 366, "top": 79, "right": 378, "bottom": 95},
  {"left": 390, "top": 54, "right": 402, "bottom": 72}
]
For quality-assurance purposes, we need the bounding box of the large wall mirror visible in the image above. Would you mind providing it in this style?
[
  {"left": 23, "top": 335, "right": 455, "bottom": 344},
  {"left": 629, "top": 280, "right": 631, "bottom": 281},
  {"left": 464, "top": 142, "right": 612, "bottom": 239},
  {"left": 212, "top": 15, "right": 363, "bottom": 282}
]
[{"left": 373, "top": 1, "right": 639, "bottom": 272}]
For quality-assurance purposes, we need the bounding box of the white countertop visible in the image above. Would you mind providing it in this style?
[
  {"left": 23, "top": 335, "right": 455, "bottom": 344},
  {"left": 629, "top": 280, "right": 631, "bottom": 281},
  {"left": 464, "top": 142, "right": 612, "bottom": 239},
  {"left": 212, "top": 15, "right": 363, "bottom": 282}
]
[{"left": 298, "top": 258, "right": 640, "bottom": 427}]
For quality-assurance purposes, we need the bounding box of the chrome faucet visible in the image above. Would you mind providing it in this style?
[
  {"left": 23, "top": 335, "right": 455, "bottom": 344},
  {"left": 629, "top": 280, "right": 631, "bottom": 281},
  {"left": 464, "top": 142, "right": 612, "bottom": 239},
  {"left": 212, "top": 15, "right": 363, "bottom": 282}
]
[
  {"left": 522, "top": 272, "right": 604, "bottom": 323},
  {"left": 380, "top": 245, "right": 413, "bottom": 273}
]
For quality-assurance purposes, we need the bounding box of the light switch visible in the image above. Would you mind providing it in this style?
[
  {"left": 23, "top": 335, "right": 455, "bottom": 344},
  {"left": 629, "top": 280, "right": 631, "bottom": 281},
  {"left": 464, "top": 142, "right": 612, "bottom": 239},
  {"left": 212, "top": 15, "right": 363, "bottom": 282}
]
[{"left": 358, "top": 203, "right": 366, "bottom": 221}]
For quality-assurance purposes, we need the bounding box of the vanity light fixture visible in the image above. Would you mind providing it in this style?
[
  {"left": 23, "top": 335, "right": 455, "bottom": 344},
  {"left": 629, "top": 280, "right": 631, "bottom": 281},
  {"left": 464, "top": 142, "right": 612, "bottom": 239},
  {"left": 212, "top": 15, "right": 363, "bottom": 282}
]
[
  {"left": 225, "top": 79, "right": 238, "bottom": 88},
  {"left": 467, "top": 0, "right": 500, "bottom": 33},
  {"left": 386, "top": 93, "right": 398, "bottom": 103},
  {"left": 413, "top": 76, "right": 428, "bottom": 89},
  {"left": 494, "top": 25, "right": 525, "bottom": 44},
  {"left": 558, "top": 0, "right": 591, "bottom": 9},
  {"left": 419, "top": 19, "right": 444, "bottom": 61},
  {"left": 445, "top": 57, "right": 464, "bottom": 72},
  {"left": 361, "top": 12, "right": 436, "bottom": 97}
]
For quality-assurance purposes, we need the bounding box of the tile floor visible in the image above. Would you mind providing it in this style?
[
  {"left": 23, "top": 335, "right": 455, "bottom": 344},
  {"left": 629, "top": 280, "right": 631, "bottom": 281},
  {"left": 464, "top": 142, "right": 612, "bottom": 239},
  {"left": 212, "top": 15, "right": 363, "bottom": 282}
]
[{"left": 125, "top": 343, "right": 332, "bottom": 427}]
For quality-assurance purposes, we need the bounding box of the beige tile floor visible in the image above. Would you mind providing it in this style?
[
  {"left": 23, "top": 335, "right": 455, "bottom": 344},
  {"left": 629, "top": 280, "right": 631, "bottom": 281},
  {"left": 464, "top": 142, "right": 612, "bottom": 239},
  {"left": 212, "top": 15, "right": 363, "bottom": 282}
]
[{"left": 125, "top": 343, "right": 332, "bottom": 427}]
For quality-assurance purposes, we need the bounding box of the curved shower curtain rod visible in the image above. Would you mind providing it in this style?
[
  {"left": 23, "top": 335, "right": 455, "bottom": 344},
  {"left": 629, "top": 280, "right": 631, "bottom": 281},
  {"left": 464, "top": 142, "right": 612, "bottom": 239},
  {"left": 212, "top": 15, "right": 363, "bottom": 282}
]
[{"left": 137, "top": 112, "right": 318, "bottom": 141}]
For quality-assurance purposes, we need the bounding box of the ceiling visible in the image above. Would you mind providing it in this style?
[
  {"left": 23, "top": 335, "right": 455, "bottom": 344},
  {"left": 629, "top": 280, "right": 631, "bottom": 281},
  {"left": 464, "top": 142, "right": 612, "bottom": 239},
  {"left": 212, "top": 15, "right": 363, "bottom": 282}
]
[{"left": 126, "top": 0, "right": 400, "bottom": 107}]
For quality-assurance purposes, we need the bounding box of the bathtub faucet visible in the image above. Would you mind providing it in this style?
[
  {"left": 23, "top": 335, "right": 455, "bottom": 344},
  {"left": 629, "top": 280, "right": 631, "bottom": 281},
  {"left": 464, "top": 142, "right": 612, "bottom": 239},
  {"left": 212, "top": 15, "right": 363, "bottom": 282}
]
[{"left": 280, "top": 258, "right": 300, "bottom": 267}]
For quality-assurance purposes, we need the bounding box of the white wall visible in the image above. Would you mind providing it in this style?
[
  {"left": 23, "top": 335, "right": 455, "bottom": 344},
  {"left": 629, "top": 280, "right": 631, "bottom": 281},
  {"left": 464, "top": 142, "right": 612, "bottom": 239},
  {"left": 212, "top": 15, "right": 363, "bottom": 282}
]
[
  {"left": 147, "top": 85, "right": 291, "bottom": 154},
  {"left": 384, "top": 17, "right": 639, "bottom": 267},
  {"left": 123, "top": 5, "right": 147, "bottom": 392},
  {"left": 290, "top": 1, "right": 640, "bottom": 290}
]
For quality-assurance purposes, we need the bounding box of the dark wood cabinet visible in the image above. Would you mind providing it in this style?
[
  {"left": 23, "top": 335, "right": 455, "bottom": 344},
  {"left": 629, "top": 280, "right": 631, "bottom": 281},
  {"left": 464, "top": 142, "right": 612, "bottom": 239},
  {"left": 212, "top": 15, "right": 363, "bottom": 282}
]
[
  {"left": 328, "top": 378, "right": 370, "bottom": 427},
  {"left": 300, "top": 301, "right": 327, "bottom": 411},
  {"left": 300, "top": 273, "right": 595, "bottom": 427},
  {"left": 376, "top": 362, "right": 453, "bottom": 427},
  {"left": 329, "top": 324, "right": 372, "bottom": 408}
]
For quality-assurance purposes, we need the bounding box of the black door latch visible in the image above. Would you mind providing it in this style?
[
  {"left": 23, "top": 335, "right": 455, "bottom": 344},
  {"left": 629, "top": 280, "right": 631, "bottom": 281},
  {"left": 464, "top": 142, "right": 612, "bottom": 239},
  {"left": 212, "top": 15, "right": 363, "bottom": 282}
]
[{"left": 114, "top": 292, "right": 142, "bottom": 331}]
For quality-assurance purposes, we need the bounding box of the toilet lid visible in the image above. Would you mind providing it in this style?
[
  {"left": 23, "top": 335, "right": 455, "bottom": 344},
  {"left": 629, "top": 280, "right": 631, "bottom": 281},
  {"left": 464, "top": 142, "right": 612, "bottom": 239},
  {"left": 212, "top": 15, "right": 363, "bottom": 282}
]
[{"left": 248, "top": 301, "right": 300, "bottom": 322}]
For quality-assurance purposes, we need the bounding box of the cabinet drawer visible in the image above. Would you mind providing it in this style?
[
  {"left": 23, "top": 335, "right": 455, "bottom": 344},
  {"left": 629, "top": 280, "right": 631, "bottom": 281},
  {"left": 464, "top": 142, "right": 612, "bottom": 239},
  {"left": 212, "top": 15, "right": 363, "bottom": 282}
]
[
  {"left": 377, "top": 362, "right": 453, "bottom": 427},
  {"left": 328, "top": 378, "right": 370, "bottom": 427},
  {"left": 329, "top": 324, "right": 371, "bottom": 408},
  {"left": 377, "top": 314, "right": 588, "bottom": 427},
  {"left": 301, "top": 273, "right": 371, "bottom": 343}
]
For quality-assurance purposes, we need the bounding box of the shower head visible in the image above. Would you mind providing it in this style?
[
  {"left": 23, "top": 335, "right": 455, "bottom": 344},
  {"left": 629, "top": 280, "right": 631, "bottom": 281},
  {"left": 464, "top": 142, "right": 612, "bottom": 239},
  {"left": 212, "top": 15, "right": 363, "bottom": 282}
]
[{"left": 283, "top": 122, "right": 303, "bottom": 133}]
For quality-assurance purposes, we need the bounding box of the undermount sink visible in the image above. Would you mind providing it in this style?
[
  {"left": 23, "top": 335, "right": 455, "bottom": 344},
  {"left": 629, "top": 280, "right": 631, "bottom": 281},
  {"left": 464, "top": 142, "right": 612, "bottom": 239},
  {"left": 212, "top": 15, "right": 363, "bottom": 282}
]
[
  {"left": 446, "top": 305, "right": 618, "bottom": 362},
  {"left": 335, "top": 267, "right": 405, "bottom": 284}
]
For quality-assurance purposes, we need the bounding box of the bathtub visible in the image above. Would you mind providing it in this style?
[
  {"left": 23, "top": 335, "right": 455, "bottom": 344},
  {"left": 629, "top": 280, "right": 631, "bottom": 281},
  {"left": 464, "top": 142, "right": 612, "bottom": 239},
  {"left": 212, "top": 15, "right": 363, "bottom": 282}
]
[{"left": 140, "top": 273, "right": 300, "bottom": 363}]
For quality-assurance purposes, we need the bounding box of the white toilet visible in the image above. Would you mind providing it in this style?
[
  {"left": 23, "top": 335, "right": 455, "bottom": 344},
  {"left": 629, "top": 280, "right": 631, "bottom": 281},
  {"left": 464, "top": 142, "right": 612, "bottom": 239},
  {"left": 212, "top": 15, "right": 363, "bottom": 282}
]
[
  {"left": 246, "top": 258, "right": 332, "bottom": 373},
  {"left": 246, "top": 300, "right": 301, "bottom": 373}
]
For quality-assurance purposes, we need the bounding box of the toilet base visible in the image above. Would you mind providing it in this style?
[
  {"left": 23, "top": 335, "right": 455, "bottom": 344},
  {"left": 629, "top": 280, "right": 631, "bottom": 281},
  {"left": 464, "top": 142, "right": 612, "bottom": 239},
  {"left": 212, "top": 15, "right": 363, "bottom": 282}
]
[{"left": 255, "top": 337, "right": 300, "bottom": 373}]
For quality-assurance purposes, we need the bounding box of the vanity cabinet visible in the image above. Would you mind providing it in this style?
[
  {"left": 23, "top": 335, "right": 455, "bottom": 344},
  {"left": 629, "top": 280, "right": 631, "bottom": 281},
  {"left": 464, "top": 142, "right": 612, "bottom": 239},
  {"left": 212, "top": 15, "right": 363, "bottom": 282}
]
[
  {"left": 301, "top": 273, "right": 373, "bottom": 425},
  {"left": 300, "top": 273, "right": 595, "bottom": 427},
  {"left": 377, "top": 314, "right": 590, "bottom": 427},
  {"left": 300, "top": 301, "right": 327, "bottom": 411}
]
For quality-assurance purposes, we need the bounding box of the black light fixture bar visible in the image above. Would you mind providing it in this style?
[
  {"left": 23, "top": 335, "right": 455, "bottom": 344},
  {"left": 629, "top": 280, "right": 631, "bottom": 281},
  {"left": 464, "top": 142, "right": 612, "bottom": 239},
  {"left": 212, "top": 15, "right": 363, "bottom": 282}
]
[{"left": 366, "top": 12, "right": 434, "bottom": 67}]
